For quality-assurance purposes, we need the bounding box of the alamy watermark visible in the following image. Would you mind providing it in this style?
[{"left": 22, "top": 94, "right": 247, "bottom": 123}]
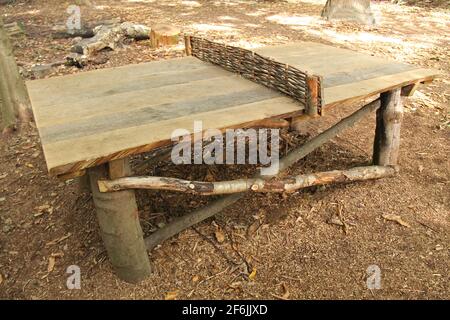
[
  {"left": 366, "top": 264, "right": 381, "bottom": 290},
  {"left": 66, "top": 5, "right": 81, "bottom": 33},
  {"left": 170, "top": 121, "right": 280, "bottom": 176},
  {"left": 66, "top": 265, "right": 81, "bottom": 290}
]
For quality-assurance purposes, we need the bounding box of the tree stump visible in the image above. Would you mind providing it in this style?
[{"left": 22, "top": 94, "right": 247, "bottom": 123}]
[
  {"left": 88, "top": 158, "right": 151, "bottom": 283},
  {"left": 321, "top": 0, "right": 375, "bottom": 25},
  {"left": 150, "top": 24, "right": 180, "bottom": 49},
  {"left": 373, "top": 88, "right": 403, "bottom": 166}
]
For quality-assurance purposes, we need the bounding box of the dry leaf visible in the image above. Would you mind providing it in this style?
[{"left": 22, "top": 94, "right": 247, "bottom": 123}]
[
  {"left": 165, "top": 290, "right": 178, "bottom": 300},
  {"left": 47, "top": 256, "right": 56, "bottom": 272},
  {"left": 192, "top": 275, "right": 200, "bottom": 283},
  {"left": 249, "top": 268, "right": 257, "bottom": 281},
  {"left": 215, "top": 228, "right": 225, "bottom": 243},
  {"left": 382, "top": 214, "right": 411, "bottom": 228}
]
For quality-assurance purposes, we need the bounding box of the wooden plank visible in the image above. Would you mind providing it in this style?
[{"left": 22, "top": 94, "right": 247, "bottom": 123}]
[
  {"left": 39, "top": 87, "right": 281, "bottom": 144},
  {"left": 27, "top": 63, "right": 230, "bottom": 107},
  {"left": 323, "top": 62, "right": 414, "bottom": 87},
  {"left": 42, "top": 96, "right": 304, "bottom": 175},
  {"left": 324, "top": 68, "right": 437, "bottom": 108},
  {"left": 255, "top": 42, "right": 347, "bottom": 58},
  {"left": 33, "top": 74, "right": 269, "bottom": 127},
  {"left": 257, "top": 44, "right": 417, "bottom": 85},
  {"left": 27, "top": 56, "right": 210, "bottom": 96},
  {"left": 257, "top": 45, "right": 353, "bottom": 64}
]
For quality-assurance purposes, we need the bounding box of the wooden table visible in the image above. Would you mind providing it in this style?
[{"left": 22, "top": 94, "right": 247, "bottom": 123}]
[
  {"left": 26, "top": 42, "right": 438, "bottom": 283},
  {"left": 27, "top": 42, "right": 436, "bottom": 178}
]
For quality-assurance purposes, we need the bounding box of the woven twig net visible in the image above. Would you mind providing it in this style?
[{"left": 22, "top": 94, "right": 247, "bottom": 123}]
[{"left": 189, "top": 36, "right": 323, "bottom": 114}]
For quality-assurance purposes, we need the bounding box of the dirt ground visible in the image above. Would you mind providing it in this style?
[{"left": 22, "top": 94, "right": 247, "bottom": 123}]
[{"left": 0, "top": 0, "right": 448, "bottom": 300}]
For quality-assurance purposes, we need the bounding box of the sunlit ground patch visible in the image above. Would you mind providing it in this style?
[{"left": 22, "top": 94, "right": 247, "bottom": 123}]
[
  {"left": 181, "top": 0, "right": 202, "bottom": 8},
  {"left": 219, "top": 16, "right": 241, "bottom": 22},
  {"left": 190, "top": 23, "right": 238, "bottom": 35},
  {"left": 267, "top": 14, "right": 325, "bottom": 27},
  {"left": 123, "top": 0, "right": 156, "bottom": 3}
]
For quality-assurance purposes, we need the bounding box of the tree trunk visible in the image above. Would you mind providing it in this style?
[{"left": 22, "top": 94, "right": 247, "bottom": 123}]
[
  {"left": 321, "top": 0, "right": 376, "bottom": 25},
  {"left": 88, "top": 159, "right": 151, "bottom": 283},
  {"left": 0, "top": 16, "right": 32, "bottom": 134}
]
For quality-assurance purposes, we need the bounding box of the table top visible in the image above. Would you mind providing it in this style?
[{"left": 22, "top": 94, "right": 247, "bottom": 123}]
[{"left": 26, "top": 42, "right": 438, "bottom": 177}]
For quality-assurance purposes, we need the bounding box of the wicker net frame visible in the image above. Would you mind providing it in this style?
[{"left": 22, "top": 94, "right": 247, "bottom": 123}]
[{"left": 187, "top": 36, "right": 323, "bottom": 115}]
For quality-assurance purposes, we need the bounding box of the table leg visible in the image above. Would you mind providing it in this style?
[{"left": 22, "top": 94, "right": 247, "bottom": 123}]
[
  {"left": 373, "top": 88, "right": 404, "bottom": 166},
  {"left": 88, "top": 158, "right": 151, "bottom": 283}
]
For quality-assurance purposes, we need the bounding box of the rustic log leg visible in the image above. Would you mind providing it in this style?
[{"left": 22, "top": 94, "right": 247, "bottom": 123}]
[
  {"left": 373, "top": 88, "right": 403, "bottom": 166},
  {"left": 88, "top": 158, "right": 151, "bottom": 283}
]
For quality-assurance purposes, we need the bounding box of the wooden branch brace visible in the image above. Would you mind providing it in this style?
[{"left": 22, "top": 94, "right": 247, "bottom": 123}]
[{"left": 98, "top": 165, "right": 397, "bottom": 195}]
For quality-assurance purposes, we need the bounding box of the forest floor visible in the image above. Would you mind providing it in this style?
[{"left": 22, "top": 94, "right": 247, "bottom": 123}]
[{"left": 0, "top": 0, "right": 448, "bottom": 299}]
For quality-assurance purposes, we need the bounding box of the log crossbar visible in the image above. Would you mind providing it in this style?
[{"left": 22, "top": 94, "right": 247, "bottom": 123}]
[{"left": 98, "top": 165, "right": 397, "bottom": 195}]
